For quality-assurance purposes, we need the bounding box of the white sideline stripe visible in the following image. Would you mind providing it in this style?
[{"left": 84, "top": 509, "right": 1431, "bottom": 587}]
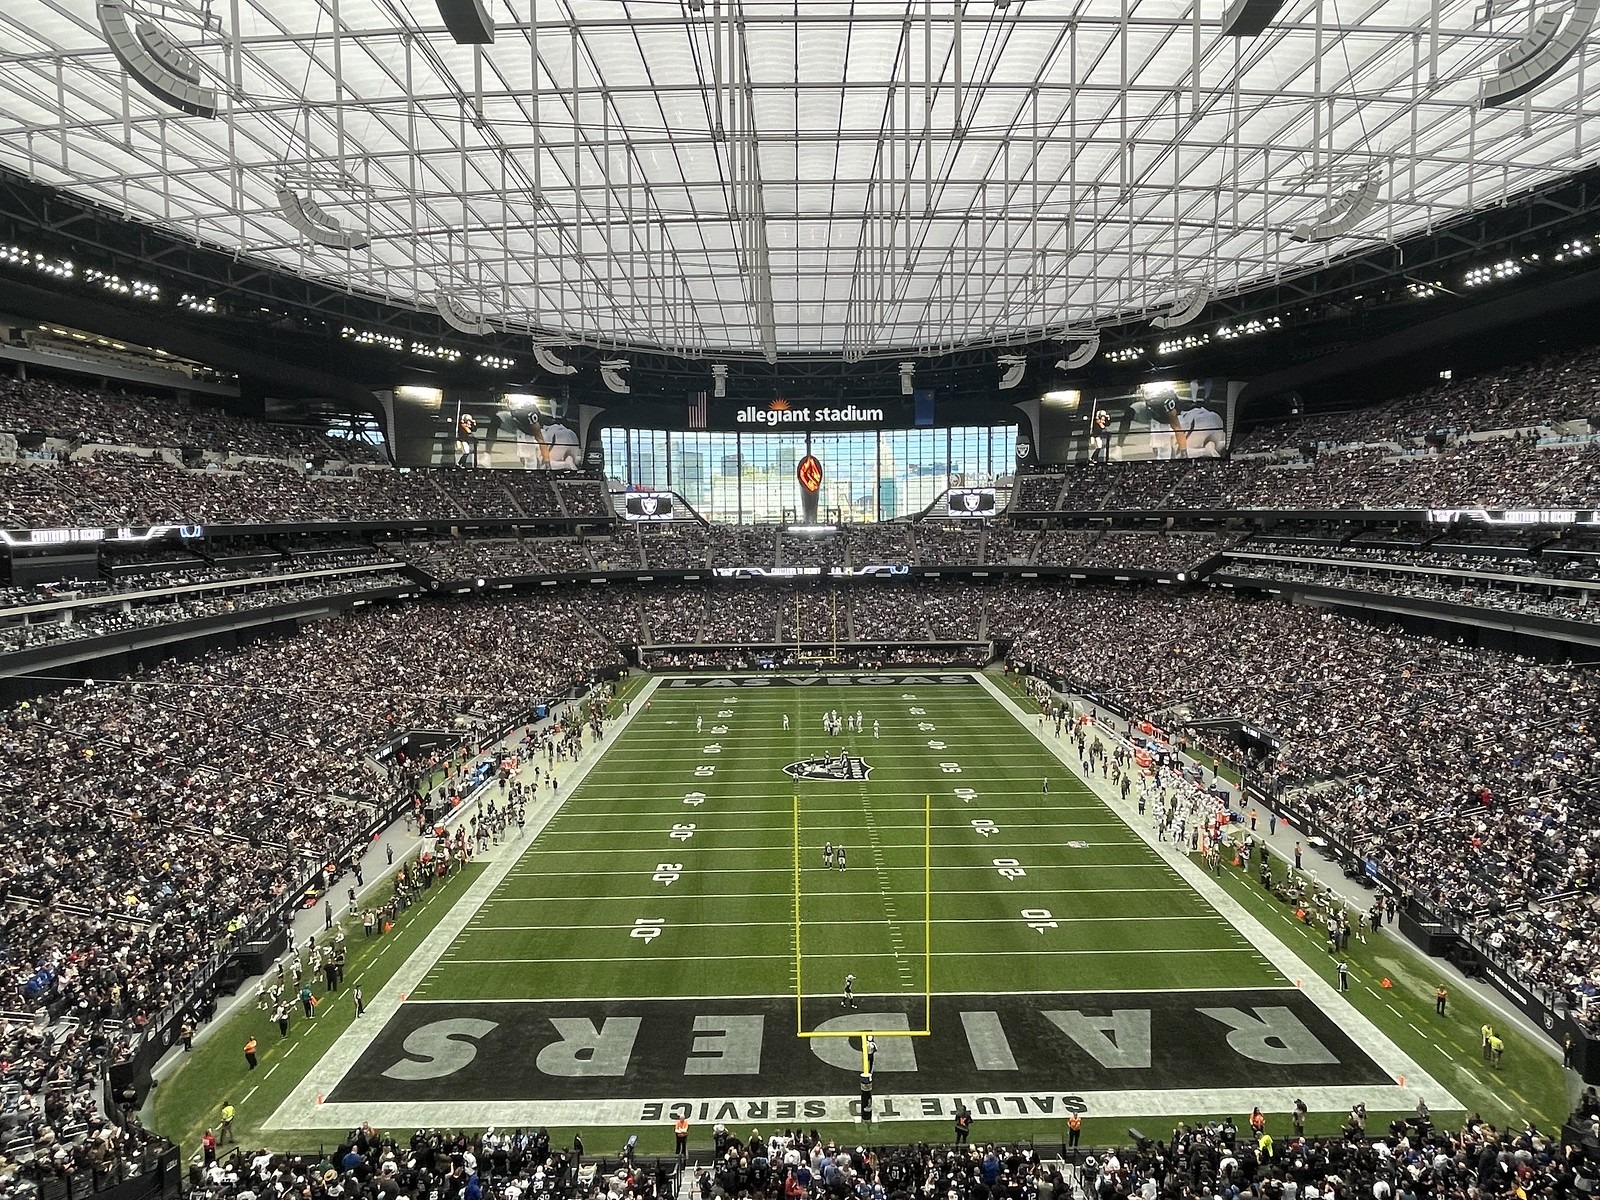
[
  {"left": 433, "top": 947, "right": 1263, "bottom": 965},
  {"left": 544, "top": 809, "right": 1120, "bottom": 819},
  {"left": 969, "top": 670, "right": 1455, "bottom": 1108},
  {"left": 398, "top": 984, "right": 1292, "bottom": 1004},
  {"left": 263, "top": 674, "right": 667, "bottom": 1131},
  {"left": 283, "top": 1085, "right": 1437, "bottom": 1128},
  {"left": 556, "top": 800, "right": 1107, "bottom": 809},
  {"left": 479, "top": 887, "right": 1215, "bottom": 901},
  {"left": 537, "top": 821, "right": 1131, "bottom": 834},
  {"left": 467, "top": 915, "right": 1228, "bottom": 932},
  {"left": 503, "top": 862, "right": 1170, "bottom": 876},
  {"left": 511, "top": 840, "right": 1145, "bottom": 854}
]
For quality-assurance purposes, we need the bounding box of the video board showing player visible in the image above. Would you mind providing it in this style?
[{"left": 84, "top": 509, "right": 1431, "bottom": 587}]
[
  {"left": 1037, "top": 380, "right": 1239, "bottom": 465},
  {"left": 383, "top": 387, "right": 589, "bottom": 470}
]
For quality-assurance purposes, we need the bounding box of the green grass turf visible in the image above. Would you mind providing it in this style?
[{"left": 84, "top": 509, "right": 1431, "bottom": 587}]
[
  {"left": 414, "top": 678, "right": 1281, "bottom": 1004},
  {"left": 146, "top": 670, "right": 1570, "bottom": 1158},
  {"left": 148, "top": 863, "right": 485, "bottom": 1156}
]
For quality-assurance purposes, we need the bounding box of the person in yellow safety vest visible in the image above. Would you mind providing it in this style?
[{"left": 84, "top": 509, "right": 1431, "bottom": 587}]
[
  {"left": 1258, "top": 1132, "right": 1273, "bottom": 1160},
  {"left": 1068, "top": 1113, "right": 1081, "bottom": 1150},
  {"left": 674, "top": 1117, "right": 689, "bottom": 1158}
]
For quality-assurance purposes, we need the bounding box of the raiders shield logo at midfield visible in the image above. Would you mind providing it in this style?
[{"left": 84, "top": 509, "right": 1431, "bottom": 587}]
[{"left": 782, "top": 752, "right": 873, "bottom": 782}]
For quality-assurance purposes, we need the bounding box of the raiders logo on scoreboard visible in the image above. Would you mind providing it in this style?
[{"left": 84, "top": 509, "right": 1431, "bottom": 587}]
[
  {"left": 782, "top": 753, "right": 874, "bottom": 782},
  {"left": 946, "top": 488, "right": 997, "bottom": 518},
  {"left": 624, "top": 493, "right": 675, "bottom": 520}
]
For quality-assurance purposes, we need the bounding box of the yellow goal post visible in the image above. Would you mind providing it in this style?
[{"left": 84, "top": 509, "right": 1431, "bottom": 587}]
[{"left": 791, "top": 792, "right": 932, "bottom": 1075}]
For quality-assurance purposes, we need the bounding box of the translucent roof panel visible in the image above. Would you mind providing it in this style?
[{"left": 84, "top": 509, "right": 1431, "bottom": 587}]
[{"left": 0, "top": 0, "right": 1596, "bottom": 357}]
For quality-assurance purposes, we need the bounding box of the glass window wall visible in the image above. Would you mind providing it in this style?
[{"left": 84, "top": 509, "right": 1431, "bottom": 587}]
[{"left": 602, "top": 425, "right": 1014, "bottom": 522}]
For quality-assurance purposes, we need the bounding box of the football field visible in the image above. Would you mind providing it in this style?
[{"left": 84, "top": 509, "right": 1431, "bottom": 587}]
[{"left": 268, "top": 670, "right": 1447, "bottom": 1130}]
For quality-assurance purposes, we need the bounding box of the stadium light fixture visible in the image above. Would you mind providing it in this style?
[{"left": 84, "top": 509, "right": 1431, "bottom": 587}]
[
  {"left": 1554, "top": 239, "right": 1594, "bottom": 262},
  {"left": 409, "top": 341, "right": 462, "bottom": 362},
  {"left": 997, "top": 354, "right": 1027, "bottom": 390},
  {"left": 1463, "top": 258, "right": 1522, "bottom": 287},
  {"left": 1479, "top": 0, "right": 1599, "bottom": 107},
  {"left": 1104, "top": 346, "right": 1142, "bottom": 364},
  {"left": 97, "top": 0, "right": 218, "bottom": 118},
  {"left": 1215, "top": 316, "right": 1281, "bottom": 338},
  {"left": 1156, "top": 333, "right": 1211, "bottom": 357},
  {"left": 275, "top": 185, "right": 371, "bottom": 251}
]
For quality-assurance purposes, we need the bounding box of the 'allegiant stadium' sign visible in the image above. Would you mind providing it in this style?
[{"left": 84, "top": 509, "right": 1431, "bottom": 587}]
[{"left": 736, "top": 402, "right": 885, "bottom": 426}]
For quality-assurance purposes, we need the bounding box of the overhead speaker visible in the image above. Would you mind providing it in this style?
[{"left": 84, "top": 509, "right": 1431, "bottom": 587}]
[
  {"left": 97, "top": 0, "right": 217, "bottom": 118},
  {"left": 1478, "top": 0, "right": 1598, "bottom": 106},
  {"left": 1289, "top": 174, "right": 1382, "bottom": 243},
  {"left": 532, "top": 344, "right": 577, "bottom": 376},
  {"left": 600, "top": 358, "right": 631, "bottom": 394},
  {"left": 998, "top": 354, "right": 1027, "bottom": 391},
  {"left": 275, "top": 186, "right": 370, "bottom": 251},
  {"left": 1219, "top": 0, "right": 1288, "bottom": 35},
  {"left": 433, "top": 0, "right": 495, "bottom": 44},
  {"left": 1150, "top": 282, "right": 1210, "bottom": 329},
  {"left": 1055, "top": 333, "right": 1101, "bottom": 371},
  {"left": 435, "top": 292, "right": 492, "bottom": 336}
]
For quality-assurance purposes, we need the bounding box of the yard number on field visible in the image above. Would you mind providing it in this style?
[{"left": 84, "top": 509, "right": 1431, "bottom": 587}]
[
  {"left": 670, "top": 823, "right": 696, "bottom": 841},
  {"left": 632, "top": 917, "right": 665, "bottom": 943},
  {"left": 1022, "top": 908, "right": 1057, "bottom": 933},
  {"left": 971, "top": 818, "right": 999, "bottom": 837},
  {"left": 653, "top": 863, "right": 683, "bottom": 884},
  {"left": 994, "top": 858, "right": 1027, "bottom": 880}
]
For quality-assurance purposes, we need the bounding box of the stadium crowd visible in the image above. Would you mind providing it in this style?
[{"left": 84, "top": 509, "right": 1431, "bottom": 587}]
[
  {"left": 173, "top": 1103, "right": 1593, "bottom": 1200},
  {"left": 1001, "top": 584, "right": 1600, "bottom": 1007},
  {"left": 7, "top": 344, "right": 1600, "bottom": 1197}
]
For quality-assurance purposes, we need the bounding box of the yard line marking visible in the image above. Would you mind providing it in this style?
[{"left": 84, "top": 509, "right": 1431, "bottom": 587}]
[
  {"left": 437, "top": 946, "right": 1266, "bottom": 965},
  {"left": 467, "top": 914, "right": 1229, "bottom": 931},
  {"left": 480, "top": 889, "right": 1216, "bottom": 908},
  {"left": 242, "top": 1085, "right": 259, "bottom": 1105}
]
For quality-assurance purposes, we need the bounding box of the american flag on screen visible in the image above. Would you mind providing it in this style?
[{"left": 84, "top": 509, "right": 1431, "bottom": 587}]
[{"left": 687, "top": 391, "right": 709, "bottom": 430}]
